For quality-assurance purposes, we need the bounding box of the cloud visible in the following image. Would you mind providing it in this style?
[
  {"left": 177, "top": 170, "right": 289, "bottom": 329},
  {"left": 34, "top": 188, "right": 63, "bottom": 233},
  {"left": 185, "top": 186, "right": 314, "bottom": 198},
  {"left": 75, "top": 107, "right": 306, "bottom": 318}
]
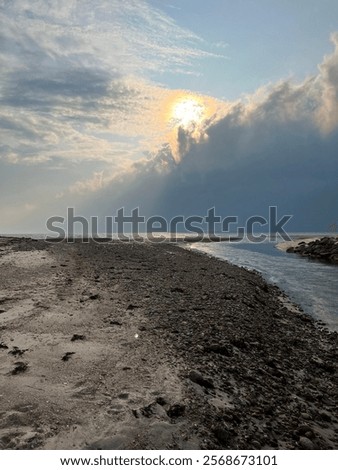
[
  {"left": 1, "top": 68, "right": 114, "bottom": 109},
  {"left": 316, "top": 32, "right": 338, "bottom": 133},
  {"left": 74, "top": 35, "right": 338, "bottom": 232},
  {"left": 0, "top": 0, "right": 218, "bottom": 76},
  {"left": 0, "top": 0, "right": 220, "bottom": 172},
  {"left": 1, "top": 1, "right": 337, "bottom": 233}
]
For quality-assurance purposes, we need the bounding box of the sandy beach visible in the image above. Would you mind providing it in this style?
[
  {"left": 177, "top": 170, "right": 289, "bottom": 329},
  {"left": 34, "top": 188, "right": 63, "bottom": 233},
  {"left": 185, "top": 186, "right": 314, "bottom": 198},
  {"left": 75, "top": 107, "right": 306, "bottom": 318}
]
[{"left": 0, "top": 237, "right": 337, "bottom": 450}]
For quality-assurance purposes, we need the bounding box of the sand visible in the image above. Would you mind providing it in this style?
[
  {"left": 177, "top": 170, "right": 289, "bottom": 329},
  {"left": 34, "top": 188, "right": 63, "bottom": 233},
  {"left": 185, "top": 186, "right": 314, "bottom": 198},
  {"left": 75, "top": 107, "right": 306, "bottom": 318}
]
[{"left": 0, "top": 237, "right": 337, "bottom": 450}]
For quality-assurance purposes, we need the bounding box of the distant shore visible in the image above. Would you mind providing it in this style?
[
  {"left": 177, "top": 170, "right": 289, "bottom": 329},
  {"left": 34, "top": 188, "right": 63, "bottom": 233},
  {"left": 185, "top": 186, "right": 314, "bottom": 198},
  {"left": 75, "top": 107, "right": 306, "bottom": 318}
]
[{"left": 0, "top": 237, "right": 337, "bottom": 450}]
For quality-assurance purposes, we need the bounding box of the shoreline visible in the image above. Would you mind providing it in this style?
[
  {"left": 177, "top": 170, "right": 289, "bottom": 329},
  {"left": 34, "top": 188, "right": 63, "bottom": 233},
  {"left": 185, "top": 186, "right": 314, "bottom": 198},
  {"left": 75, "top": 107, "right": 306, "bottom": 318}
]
[{"left": 0, "top": 238, "right": 337, "bottom": 450}]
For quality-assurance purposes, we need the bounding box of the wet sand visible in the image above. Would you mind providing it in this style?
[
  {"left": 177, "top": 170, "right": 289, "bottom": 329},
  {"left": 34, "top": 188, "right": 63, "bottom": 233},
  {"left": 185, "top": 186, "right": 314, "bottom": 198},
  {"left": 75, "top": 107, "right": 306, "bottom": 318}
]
[{"left": 0, "top": 237, "right": 337, "bottom": 450}]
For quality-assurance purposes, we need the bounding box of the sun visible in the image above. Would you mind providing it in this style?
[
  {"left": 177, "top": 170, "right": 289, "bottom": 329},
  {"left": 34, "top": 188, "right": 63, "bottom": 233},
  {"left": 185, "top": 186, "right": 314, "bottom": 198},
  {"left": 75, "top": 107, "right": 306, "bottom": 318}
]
[{"left": 171, "top": 97, "right": 205, "bottom": 128}]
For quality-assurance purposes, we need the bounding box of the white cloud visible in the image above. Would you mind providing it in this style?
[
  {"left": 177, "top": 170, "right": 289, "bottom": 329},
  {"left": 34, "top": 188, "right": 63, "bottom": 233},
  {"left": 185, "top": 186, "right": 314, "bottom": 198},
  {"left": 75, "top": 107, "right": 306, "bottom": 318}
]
[
  {"left": 0, "top": 0, "right": 223, "bottom": 177},
  {"left": 315, "top": 32, "right": 338, "bottom": 133}
]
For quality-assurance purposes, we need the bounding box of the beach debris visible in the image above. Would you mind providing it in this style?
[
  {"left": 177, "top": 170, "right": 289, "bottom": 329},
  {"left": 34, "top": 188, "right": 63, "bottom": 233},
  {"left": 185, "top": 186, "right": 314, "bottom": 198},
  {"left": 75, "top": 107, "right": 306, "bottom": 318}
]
[
  {"left": 62, "top": 352, "right": 75, "bottom": 362},
  {"left": 8, "top": 346, "right": 28, "bottom": 356},
  {"left": 188, "top": 370, "right": 214, "bottom": 389},
  {"left": 0, "top": 342, "right": 9, "bottom": 350},
  {"left": 71, "top": 334, "right": 86, "bottom": 342},
  {"left": 0, "top": 309, "right": 6, "bottom": 314},
  {"left": 110, "top": 320, "right": 122, "bottom": 326},
  {"left": 11, "top": 362, "right": 28, "bottom": 375}
]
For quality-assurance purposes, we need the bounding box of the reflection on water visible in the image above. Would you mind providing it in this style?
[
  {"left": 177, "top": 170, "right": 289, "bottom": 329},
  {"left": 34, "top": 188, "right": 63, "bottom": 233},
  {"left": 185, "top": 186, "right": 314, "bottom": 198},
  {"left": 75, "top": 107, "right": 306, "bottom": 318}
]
[{"left": 188, "top": 239, "right": 338, "bottom": 331}]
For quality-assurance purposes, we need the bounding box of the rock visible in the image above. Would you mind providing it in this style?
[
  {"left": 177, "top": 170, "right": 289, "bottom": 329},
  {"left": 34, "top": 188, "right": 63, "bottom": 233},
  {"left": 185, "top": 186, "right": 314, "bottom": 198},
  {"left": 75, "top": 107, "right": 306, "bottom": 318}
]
[
  {"left": 297, "top": 424, "right": 313, "bottom": 436},
  {"left": 251, "top": 440, "right": 261, "bottom": 449},
  {"left": 299, "top": 436, "right": 315, "bottom": 450},
  {"left": 319, "top": 411, "right": 332, "bottom": 422},
  {"left": 167, "top": 403, "right": 185, "bottom": 418},
  {"left": 290, "top": 237, "right": 338, "bottom": 264},
  {"left": 0, "top": 342, "right": 8, "bottom": 349},
  {"left": 89, "top": 293, "right": 99, "bottom": 300},
  {"left": 188, "top": 370, "right": 214, "bottom": 389},
  {"left": 231, "top": 337, "right": 247, "bottom": 350},
  {"left": 139, "top": 402, "right": 168, "bottom": 419},
  {"left": 127, "top": 304, "right": 139, "bottom": 310},
  {"left": 171, "top": 287, "right": 185, "bottom": 293},
  {"left": 213, "top": 425, "right": 232, "bottom": 445},
  {"left": 204, "top": 343, "right": 233, "bottom": 357}
]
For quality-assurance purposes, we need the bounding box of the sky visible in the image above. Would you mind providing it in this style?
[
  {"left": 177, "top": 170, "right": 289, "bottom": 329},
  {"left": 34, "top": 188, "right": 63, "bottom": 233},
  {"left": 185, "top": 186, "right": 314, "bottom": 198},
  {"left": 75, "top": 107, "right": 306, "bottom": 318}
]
[{"left": 1, "top": 0, "right": 338, "bottom": 233}]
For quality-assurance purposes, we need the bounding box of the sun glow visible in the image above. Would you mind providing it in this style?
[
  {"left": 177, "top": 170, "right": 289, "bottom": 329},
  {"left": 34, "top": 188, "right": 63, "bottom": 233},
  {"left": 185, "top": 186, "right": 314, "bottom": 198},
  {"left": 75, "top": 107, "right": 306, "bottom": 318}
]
[
  {"left": 171, "top": 97, "right": 205, "bottom": 128},
  {"left": 155, "top": 90, "right": 226, "bottom": 162}
]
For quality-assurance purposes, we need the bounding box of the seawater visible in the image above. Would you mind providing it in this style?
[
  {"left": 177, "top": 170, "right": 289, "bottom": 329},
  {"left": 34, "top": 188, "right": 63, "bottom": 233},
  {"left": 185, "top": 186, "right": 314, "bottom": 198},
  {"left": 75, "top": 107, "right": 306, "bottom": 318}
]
[{"left": 187, "top": 237, "right": 338, "bottom": 331}]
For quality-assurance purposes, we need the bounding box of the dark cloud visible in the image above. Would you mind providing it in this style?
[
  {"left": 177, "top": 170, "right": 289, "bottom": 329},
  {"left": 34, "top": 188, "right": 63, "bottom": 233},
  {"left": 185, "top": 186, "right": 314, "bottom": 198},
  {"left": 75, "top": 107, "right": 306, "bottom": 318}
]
[
  {"left": 0, "top": 68, "right": 136, "bottom": 112},
  {"left": 81, "top": 38, "right": 338, "bottom": 232}
]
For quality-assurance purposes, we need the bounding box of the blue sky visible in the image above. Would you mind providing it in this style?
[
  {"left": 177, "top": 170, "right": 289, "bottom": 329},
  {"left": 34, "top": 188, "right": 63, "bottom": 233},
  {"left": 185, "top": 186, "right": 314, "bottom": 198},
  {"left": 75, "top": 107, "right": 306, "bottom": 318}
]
[
  {"left": 149, "top": 0, "right": 338, "bottom": 98},
  {"left": 0, "top": 0, "right": 337, "bottom": 232}
]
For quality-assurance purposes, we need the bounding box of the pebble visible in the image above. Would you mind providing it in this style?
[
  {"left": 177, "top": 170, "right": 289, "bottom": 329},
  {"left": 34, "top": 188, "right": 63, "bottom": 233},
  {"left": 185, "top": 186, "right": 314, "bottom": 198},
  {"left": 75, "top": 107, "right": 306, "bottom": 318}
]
[
  {"left": 299, "top": 437, "right": 315, "bottom": 450},
  {"left": 188, "top": 370, "right": 214, "bottom": 389}
]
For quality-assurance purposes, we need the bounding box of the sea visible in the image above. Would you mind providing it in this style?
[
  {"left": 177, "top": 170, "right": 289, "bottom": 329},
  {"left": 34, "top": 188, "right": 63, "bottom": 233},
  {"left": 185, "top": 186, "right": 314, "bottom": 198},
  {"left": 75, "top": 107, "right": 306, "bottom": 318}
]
[
  {"left": 186, "top": 234, "right": 338, "bottom": 331},
  {"left": 1, "top": 232, "right": 337, "bottom": 331}
]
